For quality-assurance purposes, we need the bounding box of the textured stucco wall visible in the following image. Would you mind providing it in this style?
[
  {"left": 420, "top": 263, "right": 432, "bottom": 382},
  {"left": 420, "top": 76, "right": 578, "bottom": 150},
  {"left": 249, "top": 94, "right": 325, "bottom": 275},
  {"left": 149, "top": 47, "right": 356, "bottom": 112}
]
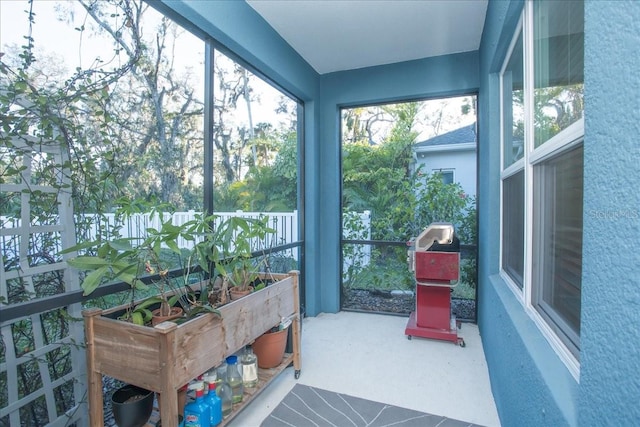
[
  {"left": 479, "top": 0, "right": 640, "bottom": 425},
  {"left": 580, "top": 1, "right": 640, "bottom": 424}
]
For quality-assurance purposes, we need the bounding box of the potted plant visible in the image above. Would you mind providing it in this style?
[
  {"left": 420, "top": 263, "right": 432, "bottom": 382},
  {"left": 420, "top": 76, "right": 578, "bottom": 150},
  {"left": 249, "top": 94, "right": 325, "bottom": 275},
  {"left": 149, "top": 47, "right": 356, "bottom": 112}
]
[
  {"left": 65, "top": 201, "right": 301, "bottom": 425},
  {"left": 65, "top": 203, "right": 220, "bottom": 325},
  {"left": 82, "top": 266, "right": 301, "bottom": 425},
  {"left": 206, "top": 215, "right": 275, "bottom": 301}
]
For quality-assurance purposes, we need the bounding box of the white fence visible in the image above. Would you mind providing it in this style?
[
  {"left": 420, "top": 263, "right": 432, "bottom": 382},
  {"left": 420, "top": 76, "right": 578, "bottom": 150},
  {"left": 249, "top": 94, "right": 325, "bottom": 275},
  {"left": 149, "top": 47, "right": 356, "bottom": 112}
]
[
  {"left": 2, "top": 211, "right": 372, "bottom": 267},
  {"left": 342, "top": 210, "right": 372, "bottom": 272},
  {"left": 74, "top": 210, "right": 299, "bottom": 253}
]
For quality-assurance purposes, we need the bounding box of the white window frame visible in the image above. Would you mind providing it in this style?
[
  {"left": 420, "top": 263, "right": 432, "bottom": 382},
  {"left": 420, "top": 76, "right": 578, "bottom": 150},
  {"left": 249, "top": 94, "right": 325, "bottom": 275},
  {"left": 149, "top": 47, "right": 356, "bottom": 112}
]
[
  {"left": 499, "top": 13, "right": 526, "bottom": 299},
  {"left": 499, "top": 1, "right": 583, "bottom": 381},
  {"left": 432, "top": 168, "right": 455, "bottom": 185}
]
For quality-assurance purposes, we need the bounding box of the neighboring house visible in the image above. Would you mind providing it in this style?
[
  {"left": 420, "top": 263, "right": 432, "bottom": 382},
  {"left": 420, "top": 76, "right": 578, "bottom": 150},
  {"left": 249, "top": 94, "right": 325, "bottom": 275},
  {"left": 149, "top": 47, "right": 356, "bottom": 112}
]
[{"left": 412, "top": 123, "right": 477, "bottom": 198}]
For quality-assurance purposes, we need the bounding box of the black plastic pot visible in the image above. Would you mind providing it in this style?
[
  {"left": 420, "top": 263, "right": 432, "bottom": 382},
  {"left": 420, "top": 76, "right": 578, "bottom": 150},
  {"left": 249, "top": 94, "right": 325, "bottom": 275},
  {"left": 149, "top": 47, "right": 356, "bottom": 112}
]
[{"left": 111, "top": 384, "right": 154, "bottom": 427}]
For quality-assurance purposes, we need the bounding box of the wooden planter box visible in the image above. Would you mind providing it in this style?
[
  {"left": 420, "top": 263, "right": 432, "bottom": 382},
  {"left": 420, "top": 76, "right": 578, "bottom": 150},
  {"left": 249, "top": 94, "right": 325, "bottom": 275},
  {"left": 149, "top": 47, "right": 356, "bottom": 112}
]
[{"left": 83, "top": 271, "right": 301, "bottom": 427}]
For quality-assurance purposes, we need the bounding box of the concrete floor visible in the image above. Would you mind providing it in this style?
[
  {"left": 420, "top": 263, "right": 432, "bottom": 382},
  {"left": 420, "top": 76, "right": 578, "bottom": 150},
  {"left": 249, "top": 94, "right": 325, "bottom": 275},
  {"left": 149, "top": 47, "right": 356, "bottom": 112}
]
[{"left": 229, "top": 311, "right": 500, "bottom": 427}]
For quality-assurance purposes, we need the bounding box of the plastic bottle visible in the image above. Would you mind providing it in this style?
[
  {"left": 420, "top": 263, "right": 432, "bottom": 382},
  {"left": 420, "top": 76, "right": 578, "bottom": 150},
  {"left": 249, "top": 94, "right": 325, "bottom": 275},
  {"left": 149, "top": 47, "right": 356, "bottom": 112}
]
[
  {"left": 225, "top": 355, "right": 244, "bottom": 404},
  {"left": 183, "top": 382, "right": 210, "bottom": 427},
  {"left": 216, "top": 360, "right": 227, "bottom": 384},
  {"left": 198, "top": 374, "right": 208, "bottom": 396},
  {"left": 206, "top": 367, "right": 218, "bottom": 383},
  {"left": 215, "top": 365, "right": 233, "bottom": 418},
  {"left": 205, "top": 376, "right": 223, "bottom": 426},
  {"left": 241, "top": 345, "right": 258, "bottom": 388}
]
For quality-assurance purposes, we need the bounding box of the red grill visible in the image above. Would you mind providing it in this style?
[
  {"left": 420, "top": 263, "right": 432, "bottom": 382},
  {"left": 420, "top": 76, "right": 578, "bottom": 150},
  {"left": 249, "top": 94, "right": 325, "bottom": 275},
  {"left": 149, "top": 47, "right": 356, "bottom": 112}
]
[{"left": 404, "top": 223, "right": 465, "bottom": 346}]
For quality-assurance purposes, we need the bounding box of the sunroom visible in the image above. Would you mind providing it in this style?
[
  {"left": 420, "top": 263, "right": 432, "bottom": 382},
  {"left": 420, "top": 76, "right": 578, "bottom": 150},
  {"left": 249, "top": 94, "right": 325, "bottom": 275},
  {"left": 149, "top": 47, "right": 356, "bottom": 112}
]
[{"left": 1, "top": 1, "right": 638, "bottom": 426}]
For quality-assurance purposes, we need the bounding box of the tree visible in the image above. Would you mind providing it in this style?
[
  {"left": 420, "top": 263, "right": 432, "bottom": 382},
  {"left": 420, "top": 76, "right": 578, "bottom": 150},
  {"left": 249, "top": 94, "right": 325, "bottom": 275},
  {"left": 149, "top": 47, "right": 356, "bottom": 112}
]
[
  {"left": 342, "top": 102, "right": 419, "bottom": 240},
  {"left": 1, "top": 0, "right": 207, "bottom": 212},
  {"left": 73, "top": 0, "right": 205, "bottom": 209},
  {"left": 341, "top": 99, "right": 478, "bottom": 291}
]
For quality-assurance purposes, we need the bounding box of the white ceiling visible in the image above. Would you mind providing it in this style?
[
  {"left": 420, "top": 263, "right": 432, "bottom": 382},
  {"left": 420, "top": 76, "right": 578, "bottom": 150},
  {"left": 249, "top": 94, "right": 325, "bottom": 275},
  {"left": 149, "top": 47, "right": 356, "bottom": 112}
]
[{"left": 246, "top": 0, "right": 488, "bottom": 74}]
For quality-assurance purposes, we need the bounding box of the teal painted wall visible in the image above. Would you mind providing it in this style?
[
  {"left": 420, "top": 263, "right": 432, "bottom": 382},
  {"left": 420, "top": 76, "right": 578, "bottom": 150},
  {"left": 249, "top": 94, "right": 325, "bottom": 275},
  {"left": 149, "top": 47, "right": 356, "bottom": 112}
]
[
  {"left": 478, "top": 0, "right": 640, "bottom": 426},
  {"left": 580, "top": 1, "right": 640, "bottom": 424}
]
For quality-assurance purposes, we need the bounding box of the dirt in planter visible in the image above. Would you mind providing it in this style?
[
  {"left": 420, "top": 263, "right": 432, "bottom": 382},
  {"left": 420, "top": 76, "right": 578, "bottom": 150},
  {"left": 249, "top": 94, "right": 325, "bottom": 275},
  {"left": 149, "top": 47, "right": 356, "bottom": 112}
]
[{"left": 124, "top": 394, "right": 147, "bottom": 404}]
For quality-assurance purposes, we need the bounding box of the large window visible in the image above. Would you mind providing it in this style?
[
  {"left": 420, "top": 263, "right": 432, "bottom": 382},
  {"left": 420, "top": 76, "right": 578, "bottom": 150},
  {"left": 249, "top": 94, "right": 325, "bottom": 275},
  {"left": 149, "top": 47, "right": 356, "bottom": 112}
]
[{"left": 500, "top": 0, "right": 584, "bottom": 375}]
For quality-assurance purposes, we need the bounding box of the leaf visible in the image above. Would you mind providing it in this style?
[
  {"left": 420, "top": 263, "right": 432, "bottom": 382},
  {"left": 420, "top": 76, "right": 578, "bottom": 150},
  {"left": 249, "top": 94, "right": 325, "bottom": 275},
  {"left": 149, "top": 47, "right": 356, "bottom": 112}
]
[
  {"left": 117, "top": 272, "right": 137, "bottom": 286},
  {"left": 108, "top": 239, "right": 134, "bottom": 251},
  {"left": 81, "top": 267, "right": 108, "bottom": 295},
  {"left": 97, "top": 244, "right": 111, "bottom": 259},
  {"left": 187, "top": 305, "right": 221, "bottom": 318},
  {"left": 168, "top": 295, "right": 180, "bottom": 307},
  {"left": 132, "top": 280, "right": 149, "bottom": 291},
  {"left": 68, "top": 256, "right": 110, "bottom": 270},
  {"left": 165, "top": 239, "right": 180, "bottom": 254},
  {"left": 136, "top": 297, "right": 163, "bottom": 310},
  {"left": 131, "top": 312, "right": 144, "bottom": 325}
]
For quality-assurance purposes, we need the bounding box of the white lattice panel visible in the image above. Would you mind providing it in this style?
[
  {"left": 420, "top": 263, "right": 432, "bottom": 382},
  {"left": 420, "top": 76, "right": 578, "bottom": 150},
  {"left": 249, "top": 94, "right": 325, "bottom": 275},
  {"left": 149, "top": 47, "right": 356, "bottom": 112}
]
[{"left": 1, "top": 132, "right": 87, "bottom": 426}]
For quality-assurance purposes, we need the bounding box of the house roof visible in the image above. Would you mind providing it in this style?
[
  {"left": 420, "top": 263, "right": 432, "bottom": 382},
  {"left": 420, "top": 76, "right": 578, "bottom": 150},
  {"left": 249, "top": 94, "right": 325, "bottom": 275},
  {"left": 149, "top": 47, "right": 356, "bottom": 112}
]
[{"left": 414, "top": 123, "right": 477, "bottom": 149}]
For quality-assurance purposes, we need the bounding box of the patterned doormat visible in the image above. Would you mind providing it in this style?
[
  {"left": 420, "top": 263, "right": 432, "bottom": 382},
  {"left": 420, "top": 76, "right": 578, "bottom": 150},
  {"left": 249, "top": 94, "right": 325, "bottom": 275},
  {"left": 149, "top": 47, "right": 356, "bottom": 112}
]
[{"left": 261, "top": 384, "right": 485, "bottom": 427}]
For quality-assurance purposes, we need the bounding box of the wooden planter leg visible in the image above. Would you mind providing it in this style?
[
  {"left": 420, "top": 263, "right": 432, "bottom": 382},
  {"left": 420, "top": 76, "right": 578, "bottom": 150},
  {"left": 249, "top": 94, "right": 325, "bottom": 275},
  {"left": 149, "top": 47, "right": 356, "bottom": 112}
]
[
  {"left": 83, "top": 308, "right": 105, "bottom": 426},
  {"left": 291, "top": 271, "right": 302, "bottom": 379},
  {"left": 157, "top": 322, "right": 179, "bottom": 427}
]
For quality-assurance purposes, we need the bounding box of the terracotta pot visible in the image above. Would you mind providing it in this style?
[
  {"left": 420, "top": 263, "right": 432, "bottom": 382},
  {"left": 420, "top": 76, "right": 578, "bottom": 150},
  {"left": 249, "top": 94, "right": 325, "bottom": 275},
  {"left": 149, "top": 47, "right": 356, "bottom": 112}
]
[
  {"left": 229, "top": 287, "right": 252, "bottom": 301},
  {"left": 253, "top": 327, "right": 288, "bottom": 368},
  {"left": 151, "top": 306, "right": 184, "bottom": 326},
  {"left": 111, "top": 384, "right": 154, "bottom": 427}
]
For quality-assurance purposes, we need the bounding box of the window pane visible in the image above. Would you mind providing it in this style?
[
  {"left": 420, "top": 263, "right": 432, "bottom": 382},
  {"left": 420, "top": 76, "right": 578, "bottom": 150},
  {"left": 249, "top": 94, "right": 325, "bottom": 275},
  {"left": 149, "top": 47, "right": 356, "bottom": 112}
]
[
  {"left": 533, "top": 144, "right": 583, "bottom": 357},
  {"left": 502, "top": 31, "right": 524, "bottom": 167},
  {"left": 533, "top": 0, "right": 584, "bottom": 147},
  {"left": 211, "top": 51, "right": 300, "bottom": 269},
  {"left": 212, "top": 51, "right": 298, "bottom": 213},
  {"left": 436, "top": 170, "right": 455, "bottom": 185},
  {"left": 502, "top": 170, "right": 524, "bottom": 289}
]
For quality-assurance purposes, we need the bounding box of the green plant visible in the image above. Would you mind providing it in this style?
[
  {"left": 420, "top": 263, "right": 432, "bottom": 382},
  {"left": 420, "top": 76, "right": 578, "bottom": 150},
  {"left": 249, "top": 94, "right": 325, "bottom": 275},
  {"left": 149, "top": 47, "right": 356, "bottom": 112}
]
[
  {"left": 117, "top": 297, "right": 158, "bottom": 325},
  {"left": 209, "top": 215, "right": 276, "bottom": 293},
  {"left": 64, "top": 203, "right": 221, "bottom": 324}
]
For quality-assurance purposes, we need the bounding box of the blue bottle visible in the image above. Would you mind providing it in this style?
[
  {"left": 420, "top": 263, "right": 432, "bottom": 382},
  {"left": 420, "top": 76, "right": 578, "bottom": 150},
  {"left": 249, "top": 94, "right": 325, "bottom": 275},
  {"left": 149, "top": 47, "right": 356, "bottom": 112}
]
[
  {"left": 205, "top": 376, "right": 223, "bottom": 426},
  {"left": 183, "top": 382, "right": 210, "bottom": 427}
]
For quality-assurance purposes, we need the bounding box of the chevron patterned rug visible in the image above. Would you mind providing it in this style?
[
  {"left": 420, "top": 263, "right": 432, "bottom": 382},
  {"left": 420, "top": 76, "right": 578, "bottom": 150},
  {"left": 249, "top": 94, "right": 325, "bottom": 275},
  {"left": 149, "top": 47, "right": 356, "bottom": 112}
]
[{"left": 261, "top": 384, "right": 485, "bottom": 427}]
